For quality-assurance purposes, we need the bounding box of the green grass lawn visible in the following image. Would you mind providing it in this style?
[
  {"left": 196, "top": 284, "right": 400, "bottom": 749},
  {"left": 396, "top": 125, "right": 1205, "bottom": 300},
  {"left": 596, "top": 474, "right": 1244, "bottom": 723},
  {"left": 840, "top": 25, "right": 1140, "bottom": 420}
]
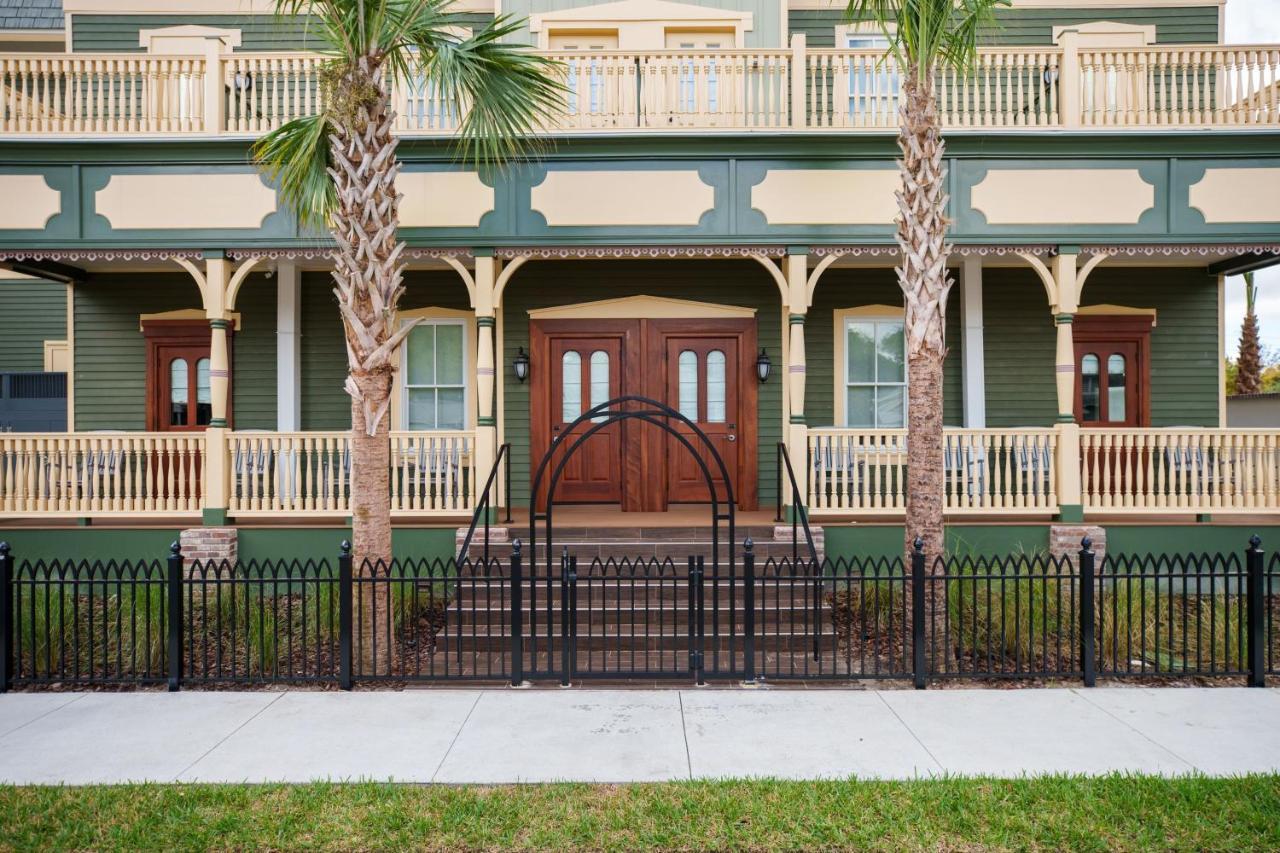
[{"left": 1, "top": 775, "right": 1277, "bottom": 851}]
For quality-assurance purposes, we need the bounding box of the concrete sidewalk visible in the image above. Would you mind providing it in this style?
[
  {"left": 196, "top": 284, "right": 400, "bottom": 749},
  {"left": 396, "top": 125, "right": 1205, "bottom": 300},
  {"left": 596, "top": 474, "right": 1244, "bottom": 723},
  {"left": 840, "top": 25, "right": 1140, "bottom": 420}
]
[{"left": 0, "top": 687, "right": 1277, "bottom": 784}]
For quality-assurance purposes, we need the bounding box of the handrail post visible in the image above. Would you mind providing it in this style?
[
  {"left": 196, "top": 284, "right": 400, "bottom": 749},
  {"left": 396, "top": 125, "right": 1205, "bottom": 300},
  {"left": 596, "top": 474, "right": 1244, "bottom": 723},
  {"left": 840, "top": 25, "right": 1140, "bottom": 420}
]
[
  {"left": 743, "top": 538, "right": 755, "bottom": 683},
  {"left": 1057, "top": 29, "right": 1081, "bottom": 128},
  {"left": 0, "top": 543, "right": 13, "bottom": 693},
  {"left": 202, "top": 39, "right": 225, "bottom": 133},
  {"left": 789, "top": 33, "right": 807, "bottom": 129},
  {"left": 775, "top": 442, "right": 783, "bottom": 523},
  {"left": 1079, "top": 536, "right": 1096, "bottom": 687},
  {"left": 166, "top": 541, "right": 183, "bottom": 692},
  {"left": 1247, "top": 534, "right": 1265, "bottom": 688},
  {"left": 338, "top": 540, "right": 353, "bottom": 690},
  {"left": 504, "top": 446, "right": 513, "bottom": 523},
  {"left": 510, "top": 539, "right": 524, "bottom": 687},
  {"left": 560, "top": 548, "right": 573, "bottom": 686},
  {"left": 911, "top": 536, "right": 926, "bottom": 690}
]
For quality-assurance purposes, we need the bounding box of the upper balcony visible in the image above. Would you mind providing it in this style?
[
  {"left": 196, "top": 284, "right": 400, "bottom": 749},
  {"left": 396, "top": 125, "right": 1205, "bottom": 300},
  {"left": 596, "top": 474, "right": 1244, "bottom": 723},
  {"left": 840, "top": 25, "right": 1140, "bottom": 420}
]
[{"left": 2, "top": 38, "right": 1278, "bottom": 138}]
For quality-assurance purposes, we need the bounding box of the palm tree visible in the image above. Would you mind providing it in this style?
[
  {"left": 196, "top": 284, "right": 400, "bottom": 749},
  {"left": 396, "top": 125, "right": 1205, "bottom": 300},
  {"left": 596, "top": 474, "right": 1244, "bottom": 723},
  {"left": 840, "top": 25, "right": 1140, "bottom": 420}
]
[
  {"left": 843, "top": 0, "right": 1006, "bottom": 563},
  {"left": 254, "top": 0, "right": 563, "bottom": 667},
  {"left": 1237, "top": 272, "right": 1262, "bottom": 395}
]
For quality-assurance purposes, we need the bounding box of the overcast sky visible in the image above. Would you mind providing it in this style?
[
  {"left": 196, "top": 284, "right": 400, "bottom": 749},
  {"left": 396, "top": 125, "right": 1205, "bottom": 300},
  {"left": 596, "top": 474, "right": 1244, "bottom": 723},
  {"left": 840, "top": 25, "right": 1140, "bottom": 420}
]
[{"left": 1221, "top": 0, "right": 1280, "bottom": 357}]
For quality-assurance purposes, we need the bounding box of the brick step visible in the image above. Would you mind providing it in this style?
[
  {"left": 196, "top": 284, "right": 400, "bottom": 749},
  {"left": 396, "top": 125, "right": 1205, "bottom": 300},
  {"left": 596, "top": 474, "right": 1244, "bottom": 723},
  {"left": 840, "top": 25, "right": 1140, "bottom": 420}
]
[{"left": 459, "top": 526, "right": 825, "bottom": 561}]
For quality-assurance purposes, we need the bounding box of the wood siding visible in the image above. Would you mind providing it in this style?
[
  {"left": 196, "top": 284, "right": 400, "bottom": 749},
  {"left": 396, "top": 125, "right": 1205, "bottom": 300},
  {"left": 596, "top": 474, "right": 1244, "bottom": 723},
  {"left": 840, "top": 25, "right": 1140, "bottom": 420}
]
[
  {"left": 70, "top": 13, "right": 494, "bottom": 52},
  {"left": 0, "top": 279, "right": 65, "bottom": 373},
  {"left": 500, "top": 260, "right": 784, "bottom": 505},
  {"left": 790, "top": 6, "right": 1219, "bottom": 48},
  {"left": 805, "top": 268, "right": 962, "bottom": 427},
  {"left": 982, "top": 266, "right": 1219, "bottom": 428},
  {"left": 71, "top": 272, "right": 277, "bottom": 430}
]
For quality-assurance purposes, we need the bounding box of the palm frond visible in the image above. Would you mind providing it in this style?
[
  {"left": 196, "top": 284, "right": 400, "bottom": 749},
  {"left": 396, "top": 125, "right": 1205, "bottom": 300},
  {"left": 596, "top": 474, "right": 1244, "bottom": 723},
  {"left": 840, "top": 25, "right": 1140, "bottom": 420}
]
[
  {"left": 252, "top": 113, "right": 337, "bottom": 228},
  {"left": 845, "top": 0, "right": 1008, "bottom": 78},
  {"left": 412, "top": 14, "right": 566, "bottom": 166}
]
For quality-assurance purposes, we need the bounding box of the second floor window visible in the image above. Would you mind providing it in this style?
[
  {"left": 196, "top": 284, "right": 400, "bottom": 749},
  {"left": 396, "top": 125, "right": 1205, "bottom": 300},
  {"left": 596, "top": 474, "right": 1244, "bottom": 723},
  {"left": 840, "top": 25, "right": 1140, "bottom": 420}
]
[{"left": 846, "top": 31, "right": 899, "bottom": 122}]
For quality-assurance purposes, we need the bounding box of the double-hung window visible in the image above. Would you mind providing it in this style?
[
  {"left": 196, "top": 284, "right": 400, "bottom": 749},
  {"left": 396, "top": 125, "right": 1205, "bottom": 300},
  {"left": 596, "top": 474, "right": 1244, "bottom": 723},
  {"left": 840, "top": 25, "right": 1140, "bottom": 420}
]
[
  {"left": 844, "top": 317, "right": 906, "bottom": 428},
  {"left": 403, "top": 320, "right": 467, "bottom": 430},
  {"left": 844, "top": 30, "right": 899, "bottom": 123}
]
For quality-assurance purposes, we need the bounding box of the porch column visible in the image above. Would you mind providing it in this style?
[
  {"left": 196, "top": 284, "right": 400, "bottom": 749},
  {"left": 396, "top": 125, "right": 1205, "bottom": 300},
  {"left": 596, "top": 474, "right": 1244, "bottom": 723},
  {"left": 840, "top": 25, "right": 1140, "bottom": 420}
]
[
  {"left": 784, "top": 248, "right": 809, "bottom": 510},
  {"left": 474, "top": 253, "right": 499, "bottom": 518},
  {"left": 204, "top": 254, "right": 232, "bottom": 525},
  {"left": 275, "top": 259, "right": 301, "bottom": 432},
  {"left": 1051, "top": 248, "right": 1083, "bottom": 521},
  {"left": 960, "top": 256, "right": 986, "bottom": 428}
]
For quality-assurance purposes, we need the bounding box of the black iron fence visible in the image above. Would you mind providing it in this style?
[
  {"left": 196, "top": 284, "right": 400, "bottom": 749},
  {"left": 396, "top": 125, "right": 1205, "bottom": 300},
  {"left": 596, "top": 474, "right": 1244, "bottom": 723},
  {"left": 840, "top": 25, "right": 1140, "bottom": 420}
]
[{"left": 0, "top": 535, "right": 1275, "bottom": 690}]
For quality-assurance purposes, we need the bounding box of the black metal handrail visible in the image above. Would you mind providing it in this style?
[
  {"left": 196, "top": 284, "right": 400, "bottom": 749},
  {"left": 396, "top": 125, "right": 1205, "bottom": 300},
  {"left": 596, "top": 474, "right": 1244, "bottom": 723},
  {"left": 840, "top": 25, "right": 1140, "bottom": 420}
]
[
  {"left": 777, "top": 442, "right": 819, "bottom": 565},
  {"left": 456, "top": 442, "right": 512, "bottom": 564}
]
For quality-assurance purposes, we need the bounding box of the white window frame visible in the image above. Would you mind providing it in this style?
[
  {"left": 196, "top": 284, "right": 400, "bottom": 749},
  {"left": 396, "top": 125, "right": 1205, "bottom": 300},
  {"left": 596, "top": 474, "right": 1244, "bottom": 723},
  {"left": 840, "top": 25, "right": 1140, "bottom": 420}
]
[
  {"left": 836, "top": 22, "right": 899, "bottom": 123},
  {"left": 834, "top": 306, "right": 907, "bottom": 429},
  {"left": 397, "top": 311, "right": 472, "bottom": 432}
]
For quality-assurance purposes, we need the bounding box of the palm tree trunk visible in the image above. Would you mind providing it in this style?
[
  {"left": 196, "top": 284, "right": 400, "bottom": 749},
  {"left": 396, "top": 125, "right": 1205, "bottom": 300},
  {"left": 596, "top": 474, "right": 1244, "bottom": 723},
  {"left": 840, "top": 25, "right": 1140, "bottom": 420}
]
[
  {"left": 896, "top": 69, "right": 952, "bottom": 671},
  {"left": 330, "top": 56, "right": 405, "bottom": 674}
]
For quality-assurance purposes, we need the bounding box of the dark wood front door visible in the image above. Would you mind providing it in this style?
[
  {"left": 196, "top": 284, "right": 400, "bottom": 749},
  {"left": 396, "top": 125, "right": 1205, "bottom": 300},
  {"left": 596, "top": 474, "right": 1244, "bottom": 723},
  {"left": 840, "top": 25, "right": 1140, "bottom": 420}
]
[
  {"left": 530, "top": 317, "right": 756, "bottom": 511},
  {"left": 1073, "top": 315, "right": 1152, "bottom": 428},
  {"left": 663, "top": 334, "right": 740, "bottom": 504},
  {"left": 548, "top": 335, "right": 625, "bottom": 504}
]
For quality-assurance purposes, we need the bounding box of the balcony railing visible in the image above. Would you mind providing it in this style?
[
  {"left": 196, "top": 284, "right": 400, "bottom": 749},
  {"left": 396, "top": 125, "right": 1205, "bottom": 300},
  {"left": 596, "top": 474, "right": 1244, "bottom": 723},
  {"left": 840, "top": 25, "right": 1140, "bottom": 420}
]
[{"left": 3, "top": 40, "right": 1277, "bottom": 136}]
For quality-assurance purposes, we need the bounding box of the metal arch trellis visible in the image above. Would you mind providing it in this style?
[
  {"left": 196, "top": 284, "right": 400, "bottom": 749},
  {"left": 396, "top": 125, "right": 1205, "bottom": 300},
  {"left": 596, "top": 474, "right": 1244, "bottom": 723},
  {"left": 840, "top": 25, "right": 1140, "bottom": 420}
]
[{"left": 526, "top": 395, "right": 738, "bottom": 681}]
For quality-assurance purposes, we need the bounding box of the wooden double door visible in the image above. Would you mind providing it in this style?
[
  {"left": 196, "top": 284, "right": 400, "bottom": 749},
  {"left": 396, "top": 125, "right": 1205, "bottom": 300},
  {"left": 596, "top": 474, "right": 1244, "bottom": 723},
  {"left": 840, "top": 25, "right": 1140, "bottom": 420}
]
[{"left": 530, "top": 318, "right": 757, "bottom": 512}]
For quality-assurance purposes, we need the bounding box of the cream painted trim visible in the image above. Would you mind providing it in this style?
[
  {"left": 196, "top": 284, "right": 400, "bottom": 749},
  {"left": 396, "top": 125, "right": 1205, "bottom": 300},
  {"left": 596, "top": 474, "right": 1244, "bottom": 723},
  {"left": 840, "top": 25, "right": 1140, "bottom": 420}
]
[
  {"left": 393, "top": 307, "right": 476, "bottom": 432},
  {"left": 528, "top": 294, "right": 755, "bottom": 320},
  {"left": 0, "top": 30, "right": 65, "bottom": 41},
  {"left": 1052, "top": 21, "right": 1156, "bottom": 46},
  {"left": 1077, "top": 304, "right": 1157, "bottom": 326},
  {"left": 0, "top": 175, "right": 60, "bottom": 230},
  {"left": 64, "top": 0, "right": 278, "bottom": 13},
  {"left": 971, "top": 169, "right": 1154, "bottom": 226},
  {"left": 832, "top": 305, "right": 905, "bottom": 427},
  {"left": 531, "top": 0, "right": 751, "bottom": 49},
  {"left": 787, "top": 0, "right": 1222, "bottom": 7},
  {"left": 1218, "top": 274, "right": 1226, "bottom": 428},
  {"left": 752, "top": 169, "right": 899, "bottom": 226},
  {"left": 65, "top": 281, "right": 73, "bottom": 429},
  {"left": 139, "top": 24, "right": 241, "bottom": 51},
  {"left": 139, "top": 309, "right": 240, "bottom": 331},
  {"left": 531, "top": 170, "right": 714, "bottom": 227},
  {"left": 42, "top": 340, "right": 69, "bottom": 373},
  {"left": 833, "top": 20, "right": 895, "bottom": 45},
  {"left": 1188, "top": 168, "right": 1280, "bottom": 224},
  {"left": 400, "top": 171, "right": 494, "bottom": 229},
  {"left": 97, "top": 173, "right": 277, "bottom": 231}
]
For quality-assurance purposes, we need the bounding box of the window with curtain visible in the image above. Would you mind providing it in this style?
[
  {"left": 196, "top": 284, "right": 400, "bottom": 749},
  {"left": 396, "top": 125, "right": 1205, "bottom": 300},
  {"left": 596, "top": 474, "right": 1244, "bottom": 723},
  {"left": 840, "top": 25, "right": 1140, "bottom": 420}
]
[
  {"left": 677, "top": 350, "right": 699, "bottom": 420},
  {"left": 845, "top": 318, "right": 906, "bottom": 428},
  {"left": 589, "top": 350, "right": 610, "bottom": 421},
  {"left": 562, "top": 350, "right": 582, "bottom": 422},
  {"left": 404, "top": 321, "right": 466, "bottom": 430},
  {"left": 845, "top": 31, "right": 899, "bottom": 122}
]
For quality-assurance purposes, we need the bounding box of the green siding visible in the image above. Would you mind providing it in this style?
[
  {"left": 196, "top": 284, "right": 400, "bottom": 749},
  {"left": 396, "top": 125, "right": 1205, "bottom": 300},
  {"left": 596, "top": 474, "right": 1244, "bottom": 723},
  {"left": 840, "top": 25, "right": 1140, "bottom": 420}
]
[
  {"left": 500, "top": 259, "right": 784, "bottom": 506},
  {"left": 805, "top": 268, "right": 962, "bottom": 427},
  {"left": 72, "top": 273, "right": 276, "bottom": 430},
  {"left": 790, "top": 6, "right": 1218, "bottom": 48},
  {"left": 71, "top": 13, "right": 494, "bottom": 52},
  {"left": 982, "top": 266, "right": 1219, "bottom": 428},
  {"left": 230, "top": 273, "right": 278, "bottom": 430},
  {"left": 299, "top": 270, "right": 472, "bottom": 431},
  {"left": 0, "top": 278, "right": 65, "bottom": 373}
]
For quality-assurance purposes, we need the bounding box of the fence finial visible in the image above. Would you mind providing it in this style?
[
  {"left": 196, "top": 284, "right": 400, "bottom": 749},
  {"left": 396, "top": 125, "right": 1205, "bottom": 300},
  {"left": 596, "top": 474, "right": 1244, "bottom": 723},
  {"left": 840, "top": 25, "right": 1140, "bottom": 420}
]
[
  {"left": 169, "top": 541, "right": 181, "bottom": 556},
  {"left": 512, "top": 538, "right": 522, "bottom": 555},
  {"left": 1249, "top": 534, "right": 1262, "bottom": 550},
  {"left": 0, "top": 542, "right": 8, "bottom": 557},
  {"left": 912, "top": 536, "right": 924, "bottom": 554},
  {"left": 1081, "top": 535, "right": 1093, "bottom": 552},
  {"left": 743, "top": 537, "right": 754, "bottom": 552},
  {"left": 340, "top": 540, "right": 351, "bottom": 555}
]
